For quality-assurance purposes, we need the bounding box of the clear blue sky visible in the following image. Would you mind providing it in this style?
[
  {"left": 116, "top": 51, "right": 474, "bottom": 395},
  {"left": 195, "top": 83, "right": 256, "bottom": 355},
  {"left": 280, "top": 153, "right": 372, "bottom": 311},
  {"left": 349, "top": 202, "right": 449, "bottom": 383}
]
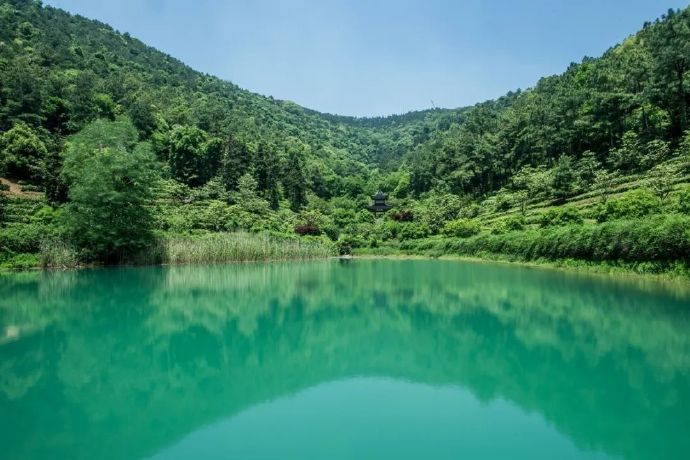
[{"left": 44, "top": 0, "right": 689, "bottom": 117}]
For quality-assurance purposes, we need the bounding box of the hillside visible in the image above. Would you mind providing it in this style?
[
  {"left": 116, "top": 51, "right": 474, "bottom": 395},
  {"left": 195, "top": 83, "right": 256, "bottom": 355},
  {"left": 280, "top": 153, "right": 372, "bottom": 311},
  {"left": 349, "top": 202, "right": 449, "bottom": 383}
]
[{"left": 1, "top": 0, "right": 690, "bottom": 273}]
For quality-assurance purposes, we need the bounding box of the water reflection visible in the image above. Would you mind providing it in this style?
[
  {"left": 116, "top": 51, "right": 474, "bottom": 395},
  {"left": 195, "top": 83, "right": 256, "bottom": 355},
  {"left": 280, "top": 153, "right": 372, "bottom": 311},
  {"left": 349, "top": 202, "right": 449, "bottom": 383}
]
[{"left": 0, "top": 260, "right": 689, "bottom": 460}]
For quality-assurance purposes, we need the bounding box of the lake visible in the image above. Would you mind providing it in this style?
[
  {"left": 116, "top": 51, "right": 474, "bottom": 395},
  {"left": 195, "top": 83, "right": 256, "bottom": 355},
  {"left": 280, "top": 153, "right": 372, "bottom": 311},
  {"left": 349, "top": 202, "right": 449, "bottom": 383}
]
[{"left": 1, "top": 259, "right": 689, "bottom": 460}]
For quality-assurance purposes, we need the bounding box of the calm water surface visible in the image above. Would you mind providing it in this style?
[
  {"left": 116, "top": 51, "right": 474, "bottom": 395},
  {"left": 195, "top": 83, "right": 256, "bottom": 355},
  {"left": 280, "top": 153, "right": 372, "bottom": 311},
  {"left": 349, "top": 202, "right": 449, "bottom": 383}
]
[{"left": 1, "top": 259, "right": 689, "bottom": 460}]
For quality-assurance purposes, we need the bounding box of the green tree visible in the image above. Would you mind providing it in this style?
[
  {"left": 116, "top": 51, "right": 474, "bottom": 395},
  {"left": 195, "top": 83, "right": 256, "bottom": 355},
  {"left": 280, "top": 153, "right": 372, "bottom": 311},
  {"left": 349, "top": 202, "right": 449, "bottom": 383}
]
[
  {"left": 127, "top": 96, "right": 157, "bottom": 137},
  {"left": 648, "top": 8, "right": 690, "bottom": 134},
  {"left": 593, "top": 169, "right": 616, "bottom": 204},
  {"left": 610, "top": 131, "right": 642, "bottom": 172},
  {"left": 220, "top": 135, "right": 252, "bottom": 192},
  {"left": 255, "top": 142, "right": 280, "bottom": 210},
  {"left": 551, "top": 155, "right": 577, "bottom": 201},
  {"left": 649, "top": 163, "right": 678, "bottom": 202},
  {"left": 61, "top": 118, "right": 157, "bottom": 262},
  {"left": 155, "top": 125, "right": 210, "bottom": 187},
  {"left": 234, "top": 172, "right": 270, "bottom": 216},
  {"left": 576, "top": 151, "right": 601, "bottom": 188},
  {"left": 283, "top": 150, "right": 308, "bottom": 211},
  {"left": 512, "top": 165, "right": 550, "bottom": 214},
  {"left": 0, "top": 122, "right": 48, "bottom": 181}
]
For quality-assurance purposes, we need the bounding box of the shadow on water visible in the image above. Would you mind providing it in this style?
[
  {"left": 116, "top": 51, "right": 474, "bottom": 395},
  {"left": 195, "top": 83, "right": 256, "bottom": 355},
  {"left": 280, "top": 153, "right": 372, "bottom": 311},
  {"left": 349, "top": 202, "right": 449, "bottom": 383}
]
[{"left": 1, "top": 259, "right": 689, "bottom": 459}]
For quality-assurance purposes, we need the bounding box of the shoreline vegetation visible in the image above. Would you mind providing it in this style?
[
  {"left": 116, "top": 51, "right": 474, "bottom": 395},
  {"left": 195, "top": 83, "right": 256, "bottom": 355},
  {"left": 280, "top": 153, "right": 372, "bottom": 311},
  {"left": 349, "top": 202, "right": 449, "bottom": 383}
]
[
  {"left": 2, "top": 228, "right": 688, "bottom": 286},
  {"left": 1, "top": 232, "right": 335, "bottom": 271},
  {"left": 2, "top": 4, "right": 690, "bottom": 283}
]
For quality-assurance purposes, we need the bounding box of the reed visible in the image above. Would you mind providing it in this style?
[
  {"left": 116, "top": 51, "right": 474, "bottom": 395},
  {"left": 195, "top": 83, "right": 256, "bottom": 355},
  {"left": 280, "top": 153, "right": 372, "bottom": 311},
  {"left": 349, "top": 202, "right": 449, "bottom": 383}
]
[
  {"left": 39, "top": 239, "right": 81, "bottom": 269},
  {"left": 137, "top": 232, "right": 335, "bottom": 265}
]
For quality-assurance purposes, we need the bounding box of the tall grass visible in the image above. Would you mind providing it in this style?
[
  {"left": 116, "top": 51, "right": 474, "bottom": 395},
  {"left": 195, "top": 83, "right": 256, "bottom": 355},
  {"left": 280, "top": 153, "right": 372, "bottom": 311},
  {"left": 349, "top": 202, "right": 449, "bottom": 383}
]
[
  {"left": 137, "top": 232, "right": 335, "bottom": 265},
  {"left": 39, "top": 239, "right": 80, "bottom": 269}
]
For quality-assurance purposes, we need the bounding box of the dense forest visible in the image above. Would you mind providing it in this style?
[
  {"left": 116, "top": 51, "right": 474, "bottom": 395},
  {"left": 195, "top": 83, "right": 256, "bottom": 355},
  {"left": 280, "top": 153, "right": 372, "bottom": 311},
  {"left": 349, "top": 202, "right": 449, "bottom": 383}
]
[{"left": 1, "top": 0, "right": 690, "bottom": 272}]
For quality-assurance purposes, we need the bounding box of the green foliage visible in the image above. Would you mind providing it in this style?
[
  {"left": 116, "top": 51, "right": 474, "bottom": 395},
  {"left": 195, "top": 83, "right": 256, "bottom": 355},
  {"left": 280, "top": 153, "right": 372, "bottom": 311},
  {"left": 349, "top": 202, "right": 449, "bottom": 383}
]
[
  {"left": 154, "top": 125, "right": 218, "bottom": 187},
  {"left": 675, "top": 185, "right": 690, "bottom": 214},
  {"left": 593, "top": 169, "right": 616, "bottom": 203},
  {"left": 491, "top": 215, "right": 527, "bottom": 234},
  {"left": 415, "top": 192, "right": 465, "bottom": 234},
  {"left": 0, "top": 122, "right": 48, "bottom": 181},
  {"left": 540, "top": 207, "right": 584, "bottom": 227},
  {"left": 648, "top": 162, "right": 679, "bottom": 201},
  {"left": 61, "top": 118, "right": 157, "bottom": 262},
  {"left": 551, "top": 155, "right": 577, "bottom": 200},
  {"left": 0, "top": 190, "right": 6, "bottom": 225},
  {"left": 283, "top": 148, "right": 308, "bottom": 212},
  {"left": 441, "top": 219, "right": 481, "bottom": 238},
  {"left": 398, "top": 222, "right": 431, "bottom": 240},
  {"left": 610, "top": 131, "right": 643, "bottom": 172},
  {"left": 336, "top": 234, "right": 364, "bottom": 255},
  {"left": 404, "top": 215, "right": 690, "bottom": 264},
  {"left": 595, "top": 189, "right": 660, "bottom": 223}
]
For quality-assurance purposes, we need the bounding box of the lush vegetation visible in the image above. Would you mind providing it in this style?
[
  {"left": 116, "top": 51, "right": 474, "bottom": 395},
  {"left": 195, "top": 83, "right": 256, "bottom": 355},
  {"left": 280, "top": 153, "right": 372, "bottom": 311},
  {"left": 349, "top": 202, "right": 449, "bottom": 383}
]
[{"left": 1, "top": 0, "right": 690, "bottom": 272}]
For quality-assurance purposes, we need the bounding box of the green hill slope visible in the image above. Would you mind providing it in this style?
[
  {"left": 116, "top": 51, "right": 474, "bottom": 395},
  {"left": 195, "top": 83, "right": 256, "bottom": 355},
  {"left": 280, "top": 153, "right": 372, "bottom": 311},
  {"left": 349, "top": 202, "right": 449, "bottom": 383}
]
[{"left": 1, "top": 0, "right": 690, "bottom": 272}]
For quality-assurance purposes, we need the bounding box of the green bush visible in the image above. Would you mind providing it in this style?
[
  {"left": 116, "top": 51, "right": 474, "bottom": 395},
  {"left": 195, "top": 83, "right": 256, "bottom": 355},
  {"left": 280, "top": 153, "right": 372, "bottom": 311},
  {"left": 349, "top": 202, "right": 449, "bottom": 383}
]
[
  {"left": 441, "top": 219, "right": 481, "bottom": 238},
  {"left": 675, "top": 186, "right": 690, "bottom": 214},
  {"left": 595, "top": 189, "right": 659, "bottom": 222},
  {"left": 539, "top": 207, "right": 583, "bottom": 227},
  {"left": 0, "top": 223, "right": 50, "bottom": 253},
  {"left": 491, "top": 215, "right": 526, "bottom": 234},
  {"left": 398, "top": 222, "right": 431, "bottom": 240},
  {"left": 336, "top": 234, "right": 365, "bottom": 255}
]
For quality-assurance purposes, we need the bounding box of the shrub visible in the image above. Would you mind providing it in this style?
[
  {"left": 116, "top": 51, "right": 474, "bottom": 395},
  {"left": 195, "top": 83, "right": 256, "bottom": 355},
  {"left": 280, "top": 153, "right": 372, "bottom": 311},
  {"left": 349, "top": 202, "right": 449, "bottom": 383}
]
[
  {"left": 491, "top": 215, "right": 526, "bottom": 234},
  {"left": 675, "top": 186, "right": 690, "bottom": 214},
  {"left": 595, "top": 189, "right": 659, "bottom": 222},
  {"left": 336, "top": 234, "right": 365, "bottom": 255},
  {"left": 494, "top": 194, "right": 512, "bottom": 212},
  {"left": 442, "top": 219, "right": 481, "bottom": 238},
  {"left": 391, "top": 210, "right": 414, "bottom": 222},
  {"left": 295, "top": 224, "right": 321, "bottom": 236},
  {"left": 0, "top": 223, "right": 49, "bottom": 253},
  {"left": 540, "top": 207, "right": 583, "bottom": 227},
  {"left": 398, "top": 222, "right": 431, "bottom": 240}
]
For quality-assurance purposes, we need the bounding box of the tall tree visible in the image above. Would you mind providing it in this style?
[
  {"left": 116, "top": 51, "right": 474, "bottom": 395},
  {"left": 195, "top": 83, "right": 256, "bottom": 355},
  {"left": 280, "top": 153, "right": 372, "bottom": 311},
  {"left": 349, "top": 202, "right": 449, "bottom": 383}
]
[
  {"left": 255, "top": 142, "right": 280, "bottom": 210},
  {"left": 61, "top": 117, "right": 157, "bottom": 262},
  {"left": 283, "top": 149, "right": 308, "bottom": 212},
  {"left": 220, "top": 135, "right": 252, "bottom": 192},
  {"left": 155, "top": 125, "right": 209, "bottom": 187}
]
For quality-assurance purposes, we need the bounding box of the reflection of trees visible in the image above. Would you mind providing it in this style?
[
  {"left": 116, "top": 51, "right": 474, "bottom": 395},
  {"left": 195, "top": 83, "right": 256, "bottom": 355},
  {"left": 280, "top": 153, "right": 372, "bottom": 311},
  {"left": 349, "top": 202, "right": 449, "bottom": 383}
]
[{"left": 0, "top": 260, "right": 689, "bottom": 460}]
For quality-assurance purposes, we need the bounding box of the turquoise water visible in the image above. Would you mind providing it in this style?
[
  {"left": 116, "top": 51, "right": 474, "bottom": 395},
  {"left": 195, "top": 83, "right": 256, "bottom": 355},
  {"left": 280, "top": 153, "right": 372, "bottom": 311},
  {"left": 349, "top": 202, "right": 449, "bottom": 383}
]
[{"left": 1, "top": 259, "right": 689, "bottom": 459}]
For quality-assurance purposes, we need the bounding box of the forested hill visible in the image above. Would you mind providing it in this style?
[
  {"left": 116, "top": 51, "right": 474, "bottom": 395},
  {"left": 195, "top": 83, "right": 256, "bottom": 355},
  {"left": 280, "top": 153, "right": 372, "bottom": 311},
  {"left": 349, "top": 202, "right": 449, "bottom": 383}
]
[
  {"left": 2, "top": 0, "right": 690, "bottom": 270},
  {"left": 0, "top": 0, "right": 462, "bottom": 188},
  {"left": 4, "top": 0, "right": 689, "bottom": 198}
]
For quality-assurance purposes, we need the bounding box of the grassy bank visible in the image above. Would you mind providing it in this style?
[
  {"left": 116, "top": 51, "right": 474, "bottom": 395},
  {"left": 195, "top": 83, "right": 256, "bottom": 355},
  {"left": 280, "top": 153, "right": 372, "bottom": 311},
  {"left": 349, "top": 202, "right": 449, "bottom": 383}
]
[
  {"left": 354, "top": 215, "right": 690, "bottom": 279},
  {"left": 1, "top": 232, "right": 334, "bottom": 271}
]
